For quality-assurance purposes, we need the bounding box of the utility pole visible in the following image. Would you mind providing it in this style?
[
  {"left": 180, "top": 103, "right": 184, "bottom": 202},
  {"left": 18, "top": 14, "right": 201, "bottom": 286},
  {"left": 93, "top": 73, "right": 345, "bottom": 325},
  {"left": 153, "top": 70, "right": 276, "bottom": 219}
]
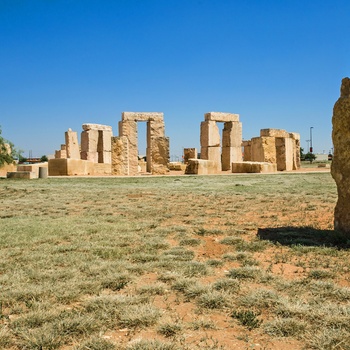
[{"left": 310, "top": 127, "right": 314, "bottom": 153}]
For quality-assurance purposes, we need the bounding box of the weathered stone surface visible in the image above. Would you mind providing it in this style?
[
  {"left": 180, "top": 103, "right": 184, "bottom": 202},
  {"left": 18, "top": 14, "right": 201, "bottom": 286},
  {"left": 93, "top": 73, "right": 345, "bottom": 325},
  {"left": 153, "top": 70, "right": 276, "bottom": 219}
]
[
  {"left": 150, "top": 137, "right": 169, "bottom": 174},
  {"left": 275, "top": 137, "right": 294, "bottom": 171},
  {"left": 200, "top": 121, "right": 220, "bottom": 147},
  {"left": 183, "top": 148, "right": 197, "bottom": 163},
  {"left": 48, "top": 158, "right": 111, "bottom": 176},
  {"left": 55, "top": 149, "right": 67, "bottom": 159},
  {"left": 185, "top": 159, "right": 218, "bottom": 175},
  {"left": 204, "top": 112, "right": 240, "bottom": 122},
  {"left": 7, "top": 171, "right": 37, "bottom": 179},
  {"left": 111, "top": 136, "right": 129, "bottom": 175},
  {"left": 245, "top": 130, "right": 300, "bottom": 171},
  {"left": 331, "top": 77, "right": 350, "bottom": 234},
  {"left": 82, "top": 124, "right": 112, "bottom": 131},
  {"left": 242, "top": 140, "right": 251, "bottom": 161},
  {"left": 168, "top": 162, "right": 186, "bottom": 171},
  {"left": 290, "top": 133, "right": 301, "bottom": 170},
  {"left": 260, "top": 129, "right": 289, "bottom": 138},
  {"left": 98, "top": 130, "right": 113, "bottom": 164},
  {"left": 122, "top": 112, "right": 163, "bottom": 122},
  {"left": 222, "top": 121, "right": 242, "bottom": 147},
  {"left": 200, "top": 146, "right": 221, "bottom": 172},
  {"left": 119, "top": 119, "right": 138, "bottom": 175},
  {"left": 232, "top": 162, "right": 277, "bottom": 173},
  {"left": 222, "top": 146, "right": 243, "bottom": 170},
  {"left": 17, "top": 163, "right": 48, "bottom": 178},
  {"left": 81, "top": 129, "right": 99, "bottom": 162},
  {"left": 118, "top": 112, "right": 169, "bottom": 175},
  {"left": 65, "top": 129, "right": 80, "bottom": 159},
  {"left": 251, "top": 137, "right": 276, "bottom": 163}
]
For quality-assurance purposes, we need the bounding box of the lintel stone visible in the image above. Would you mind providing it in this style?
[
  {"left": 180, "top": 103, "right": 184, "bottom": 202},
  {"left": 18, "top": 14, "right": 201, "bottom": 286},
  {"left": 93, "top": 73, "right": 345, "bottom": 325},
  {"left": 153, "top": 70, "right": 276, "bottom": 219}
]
[
  {"left": 122, "top": 112, "right": 164, "bottom": 122},
  {"left": 82, "top": 124, "right": 112, "bottom": 131},
  {"left": 204, "top": 112, "right": 239, "bottom": 122}
]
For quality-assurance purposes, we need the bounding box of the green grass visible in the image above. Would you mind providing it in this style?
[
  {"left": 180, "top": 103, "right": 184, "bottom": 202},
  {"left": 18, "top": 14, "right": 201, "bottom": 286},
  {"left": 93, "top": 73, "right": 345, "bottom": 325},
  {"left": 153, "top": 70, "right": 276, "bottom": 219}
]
[{"left": 0, "top": 173, "right": 346, "bottom": 350}]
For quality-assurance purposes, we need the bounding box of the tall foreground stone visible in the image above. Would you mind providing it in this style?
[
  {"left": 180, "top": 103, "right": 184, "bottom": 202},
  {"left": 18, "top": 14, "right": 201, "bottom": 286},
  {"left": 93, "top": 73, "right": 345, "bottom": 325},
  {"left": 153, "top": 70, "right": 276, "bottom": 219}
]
[{"left": 331, "top": 77, "right": 350, "bottom": 234}]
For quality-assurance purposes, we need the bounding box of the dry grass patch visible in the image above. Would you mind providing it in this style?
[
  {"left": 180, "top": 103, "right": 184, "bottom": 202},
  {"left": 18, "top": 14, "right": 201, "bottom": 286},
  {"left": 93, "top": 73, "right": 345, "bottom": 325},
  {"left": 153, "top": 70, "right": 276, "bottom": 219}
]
[{"left": 0, "top": 173, "right": 345, "bottom": 349}]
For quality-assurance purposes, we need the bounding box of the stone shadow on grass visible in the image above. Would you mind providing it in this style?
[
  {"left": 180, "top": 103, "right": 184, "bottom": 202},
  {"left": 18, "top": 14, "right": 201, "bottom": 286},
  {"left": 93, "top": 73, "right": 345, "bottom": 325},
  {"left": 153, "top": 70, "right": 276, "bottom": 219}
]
[{"left": 257, "top": 226, "right": 350, "bottom": 249}]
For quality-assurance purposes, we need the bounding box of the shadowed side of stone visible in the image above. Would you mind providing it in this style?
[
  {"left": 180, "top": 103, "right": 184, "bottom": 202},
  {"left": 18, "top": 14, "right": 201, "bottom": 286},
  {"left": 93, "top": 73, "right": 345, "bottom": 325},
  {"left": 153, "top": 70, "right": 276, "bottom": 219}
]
[{"left": 331, "top": 77, "right": 350, "bottom": 234}]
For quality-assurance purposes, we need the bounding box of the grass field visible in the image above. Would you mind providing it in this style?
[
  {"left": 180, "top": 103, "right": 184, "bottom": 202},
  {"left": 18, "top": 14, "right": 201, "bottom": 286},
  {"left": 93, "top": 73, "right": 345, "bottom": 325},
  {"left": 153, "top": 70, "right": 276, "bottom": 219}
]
[{"left": 1, "top": 172, "right": 349, "bottom": 350}]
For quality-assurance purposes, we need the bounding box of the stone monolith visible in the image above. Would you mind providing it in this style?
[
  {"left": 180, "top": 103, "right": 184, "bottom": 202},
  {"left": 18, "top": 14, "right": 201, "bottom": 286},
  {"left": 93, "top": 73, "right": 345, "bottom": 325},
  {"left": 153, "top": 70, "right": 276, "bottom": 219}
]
[{"left": 331, "top": 77, "right": 350, "bottom": 234}]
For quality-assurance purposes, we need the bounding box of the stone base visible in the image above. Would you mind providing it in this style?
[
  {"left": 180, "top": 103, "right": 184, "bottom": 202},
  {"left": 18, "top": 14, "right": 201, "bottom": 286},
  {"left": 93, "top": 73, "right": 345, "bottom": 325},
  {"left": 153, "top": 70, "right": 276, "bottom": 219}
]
[
  {"left": 17, "top": 163, "right": 48, "bottom": 178},
  {"left": 168, "top": 162, "right": 186, "bottom": 171},
  {"left": 48, "top": 159, "right": 111, "bottom": 176},
  {"left": 7, "top": 171, "right": 37, "bottom": 179},
  {"left": 185, "top": 159, "right": 219, "bottom": 175},
  {"left": 232, "top": 162, "right": 277, "bottom": 173}
]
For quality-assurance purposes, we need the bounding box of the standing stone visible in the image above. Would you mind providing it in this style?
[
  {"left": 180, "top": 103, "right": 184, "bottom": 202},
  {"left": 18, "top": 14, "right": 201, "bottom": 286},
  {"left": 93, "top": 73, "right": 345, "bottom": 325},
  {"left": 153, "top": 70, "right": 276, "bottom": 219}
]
[
  {"left": 81, "top": 124, "right": 113, "bottom": 163},
  {"left": 184, "top": 148, "right": 197, "bottom": 163},
  {"left": 200, "top": 121, "right": 220, "bottom": 147},
  {"left": 331, "top": 77, "right": 350, "bottom": 234},
  {"left": 242, "top": 141, "right": 251, "bottom": 161},
  {"left": 65, "top": 129, "right": 80, "bottom": 159},
  {"left": 119, "top": 112, "right": 169, "bottom": 175},
  {"left": 98, "top": 129, "right": 113, "bottom": 164},
  {"left": 111, "top": 136, "right": 129, "bottom": 175}
]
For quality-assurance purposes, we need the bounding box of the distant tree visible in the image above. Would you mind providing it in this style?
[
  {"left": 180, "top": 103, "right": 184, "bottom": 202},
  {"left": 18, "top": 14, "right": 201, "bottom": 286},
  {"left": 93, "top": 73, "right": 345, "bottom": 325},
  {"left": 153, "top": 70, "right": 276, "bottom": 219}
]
[
  {"left": 300, "top": 147, "right": 305, "bottom": 161},
  {"left": 0, "top": 126, "right": 14, "bottom": 166},
  {"left": 304, "top": 152, "right": 316, "bottom": 163},
  {"left": 18, "top": 154, "right": 27, "bottom": 163},
  {"left": 40, "top": 155, "right": 48, "bottom": 162}
]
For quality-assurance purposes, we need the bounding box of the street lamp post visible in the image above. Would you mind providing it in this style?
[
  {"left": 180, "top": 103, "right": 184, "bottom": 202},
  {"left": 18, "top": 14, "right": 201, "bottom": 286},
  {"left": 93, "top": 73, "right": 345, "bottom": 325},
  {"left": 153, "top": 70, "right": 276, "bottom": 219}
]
[
  {"left": 310, "top": 127, "right": 314, "bottom": 153},
  {"left": 306, "top": 140, "right": 310, "bottom": 152}
]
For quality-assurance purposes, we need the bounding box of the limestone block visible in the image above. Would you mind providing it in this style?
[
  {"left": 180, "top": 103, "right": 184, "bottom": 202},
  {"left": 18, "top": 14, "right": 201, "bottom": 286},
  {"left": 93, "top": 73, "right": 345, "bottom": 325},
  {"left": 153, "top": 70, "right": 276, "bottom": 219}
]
[
  {"left": 222, "top": 146, "right": 243, "bottom": 170},
  {"left": 232, "top": 162, "right": 277, "bottom": 173},
  {"left": 60, "top": 144, "right": 66, "bottom": 151},
  {"left": 122, "top": 112, "right": 164, "bottom": 122},
  {"left": 276, "top": 137, "right": 294, "bottom": 171},
  {"left": 200, "top": 121, "right": 220, "bottom": 147},
  {"left": 185, "top": 159, "right": 218, "bottom": 175},
  {"left": 93, "top": 163, "right": 112, "bottom": 175},
  {"left": 149, "top": 120, "right": 165, "bottom": 138},
  {"left": 17, "top": 163, "right": 48, "bottom": 178},
  {"left": 289, "top": 132, "right": 300, "bottom": 141},
  {"left": 55, "top": 149, "right": 67, "bottom": 159},
  {"left": 65, "top": 129, "right": 80, "bottom": 159},
  {"left": 111, "top": 136, "right": 129, "bottom": 175},
  {"left": 200, "top": 146, "right": 221, "bottom": 171},
  {"left": 119, "top": 120, "right": 138, "bottom": 175},
  {"left": 82, "top": 124, "right": 112, "bottom": 131},
  {"left": 48, "top": 158, "right": 104, "bottom": 176},
  {"left": 97, "top": 130, "right": 113, "bottom": 164},
  {"left": 151, "top": 137, "right": 170, "bottom": 174},
  {"left": 81, "top": 129, "right": 99, "bottom": 163},
  {"left": 251, "top": 137, "right": 276, "bottom": 163},
  {"left": 184, "top": 148, "right": 197, "bottom": 163},
  {"left": 260, "top": 129, "right": 289, "bottom": 138},
  {"left": 331, "top": 77, "right": 350, "bottom": 234},
  {"left": 168, "top": 162, "right": 185, "bottom": 171},
  {"left": 292, "top": 137, "right": 301, "bottom": 170},
  {"left": 204, "top": 112, "right": 240, "bottom": 122},
  {"left": 97, "top": 130, "right": 113, "bottom": 152},
  {"left": 242, "top": 141, "right": 252, "bottom": 161},
  {"left": 222, "top": 121, "right": 242, "bottom": 147},
  {"left": 7, "top": 171, "right": 37, "bottom": 179}
]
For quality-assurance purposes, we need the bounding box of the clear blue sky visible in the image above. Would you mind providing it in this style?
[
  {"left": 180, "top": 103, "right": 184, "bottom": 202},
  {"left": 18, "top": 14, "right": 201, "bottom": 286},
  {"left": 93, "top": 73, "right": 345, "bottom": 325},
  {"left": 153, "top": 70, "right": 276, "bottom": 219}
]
[{"left": 1, "top": 0, "right": 349, "bottom": 158}]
